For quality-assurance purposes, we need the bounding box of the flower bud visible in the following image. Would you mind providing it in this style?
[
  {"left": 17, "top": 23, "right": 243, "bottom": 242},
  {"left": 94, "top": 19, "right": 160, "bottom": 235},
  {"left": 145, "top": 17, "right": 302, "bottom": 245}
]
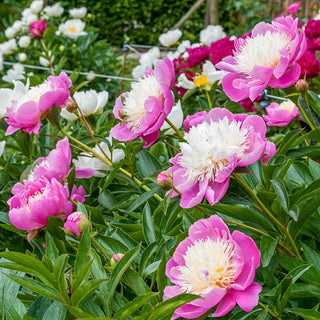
[
  {"left": 65, "top": 99, "right": 78, "bottom": 113},
  {"left": 295, "top": 79, "right": 309, "bottom": 93},
  {"left": 156, "top": 171, "right": 173, "bottom": 190},
  {"left": 110, "top": 253, "right": 124, "bottom": 266},
  {"left": 59, "top": 45, "right": 65, "bottom": 52},
  {"left": 64, "top": 212, "right": 89, "bottom": 238},
  {"left": 29, "top": 19, "right": 48, "bottom": 38}
]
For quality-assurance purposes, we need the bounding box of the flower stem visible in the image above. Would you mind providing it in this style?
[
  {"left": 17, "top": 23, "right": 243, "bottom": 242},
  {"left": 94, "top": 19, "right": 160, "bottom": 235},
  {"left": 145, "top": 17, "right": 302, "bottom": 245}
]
[
  {"left": 296, "top": 99, "right": 315, "bottom": 130},
  {"left": 59, "top": 128, "right": 163, "bottom": 202},
  {"left": 205, "top": 90, "right": 213, "bottom": 109},
  {"left": 303, "top": 92, "right": 316, "bottom": 128},
  {"left": 40, "top": 38, "right": 55, "bottom": 76},
  {"left": 232, "top": 173, "right": 302, "bottom": 260},
  {"left": 165, "top": 117, "right": 185, "bottom": 140},
  {"left": 258, "top": 302, "right": 281, "bottom": 319}
]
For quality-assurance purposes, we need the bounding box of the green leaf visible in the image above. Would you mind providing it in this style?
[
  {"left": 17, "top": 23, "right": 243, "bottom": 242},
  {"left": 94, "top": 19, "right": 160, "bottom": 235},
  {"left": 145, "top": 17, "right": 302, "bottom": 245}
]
[
  {"left": 75, "top": 227, "right": 90, "bottom": 274},
  {"left": 136, "top": 150, "right": 162, "bottom": 178},
  {"left": 274, "top": 275, "right": 292, "bottom": 314},
  {"left": 72, "top": 258, "right": 94, "bottom": 293},
  {"left": 272, "top": 179, "right": 289, "bottom": 211},
  {"left": 182, "top": 87, "right": 198, "bottom": 102},
  {"left": 287, "top": 308, "right": 320, "bottom": 320},
  {"left": 142, "top": 202, "right": 156, "bottom": 245},
  {"left": 26, "top": 296, "right": 51, "bottom": 320},
  {"left": 42, "top": 301, "right": 67, "bottom": 320},
  {"left": 46, "top": 215, "right": 65, "bottom": 240},
  {"left": 67, "top": 165, "right": 76, "bottom": 194},
  {"left": 53, "top": 254, "right": 70, "bottom": 303},
  {"left": 66, "top": 306, "right": 94, "bottom": 319},
  {"left": 46, "top": 233, "right": 59, "bottom": 261},
  {"left": 157, "top": 247, "right": 168, "bottom": 298},
  {"left": 127, "top": 186, "right": 159, "bottom": 211},
  {"left": 276, "top": 129, "right": 304, "bottom": 155},
  {"left": 260, "top": 236, "right": 278, "bottom": 267},
  {"left": 301, "top": 242, "right": 320, "bottom": 274}
]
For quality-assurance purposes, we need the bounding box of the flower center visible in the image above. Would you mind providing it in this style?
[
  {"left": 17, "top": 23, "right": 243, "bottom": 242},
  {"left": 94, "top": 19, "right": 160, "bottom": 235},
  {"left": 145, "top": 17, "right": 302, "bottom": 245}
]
[
  {"left": 122, "top": 75, "right": 162, "bottom": 131},
  {"left": 68, "top": 26, "right": 78, "bottom": 33},
  {"left": 234, "top": 30, "right": 291, "bottom": 75},
  {"left": 279, "top": 100, "right": 295, "bottom": 114},
  {"left": 177, "top": 237, "right": 236, "bottom": 296},
  {"left": 179, "top": 117, "right": 249, "bottom": 182},
  {"left": 193, "top": 74, "right": 208, "bottom": 87},
  {"left": 23, "top": 187, "right": 45, "bottom": 210}
]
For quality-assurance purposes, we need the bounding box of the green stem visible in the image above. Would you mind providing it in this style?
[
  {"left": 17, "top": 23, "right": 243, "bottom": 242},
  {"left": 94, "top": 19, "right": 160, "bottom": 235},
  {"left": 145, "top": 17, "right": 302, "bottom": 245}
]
[
  {"left": 232, "top": 173, "right": 302, "bottom": 260},
  {"left": 303, "top": 92, "right": 316, "bottom": 128},
  {"left": 296, "top": 99, "right": 315, "bottom": 130},
  {"left": 258, "top": 302, "right": 281, "bottom": 319},
  {"left": 165, "top": 117, "right": 185, "bottom": 140},
  {"left": 60, "top": 128, "right": 163, "bottom": 202},
  {"left": 91, "top": 237, "right": 112, "bottom": 259},
  {"left": 205, "top": 90, "right": 213, "bottom": 109}
]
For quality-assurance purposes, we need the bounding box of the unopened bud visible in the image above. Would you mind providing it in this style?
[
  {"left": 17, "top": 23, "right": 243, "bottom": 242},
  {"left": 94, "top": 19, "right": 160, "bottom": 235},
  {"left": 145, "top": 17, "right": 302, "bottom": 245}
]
[
  {"left": 59, "top": 45, "right": 65, "bottom": 52},
  {"left": 156, "top": 171, "right": 173, "bottom": 190},
  {"left": 295, "top": 79, "right": 309, "bottom": 93},
  {"left": 64, "top": 212, "right": 90, "bottom": 238},
  {"left": 65, "top": 99, "right": 78, "bottom": 113},
  {"left": 110, "top": 253, "right": 124, "bottom": 266}
]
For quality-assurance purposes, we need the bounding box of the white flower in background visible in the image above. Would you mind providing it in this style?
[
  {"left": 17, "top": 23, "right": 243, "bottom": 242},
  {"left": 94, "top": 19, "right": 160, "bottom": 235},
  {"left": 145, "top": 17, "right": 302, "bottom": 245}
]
[
  {"left": 5, "top": 27, "right": 16, "bottom": 39},
  {"left": 60, "top": 107, "right": 78, "bottom": 121},
  {"left": 44, "top": 3, "right": 64, "bottom": 17},
  {"left": 182, "top": 51, "right": 189, "bottom": 60},
  {"left": 200, "top": 25, "right": 226, "bottom": 46},
  {"left": 160, "top": 100, "right": 183, "bottom": 135},
  {"left": 0, "top": 86, "right": 14, "bottom": 118},
  {"left": 0, "top": 141, "right": 6, "bottom": 157},
  {"left": 0, "top": 52, "right": 3, "bottom": 71},
  {"left": 73, "top": 138, "right": 125, "bottom": 177},
  {"left": 39, "top": 51, "right": 54, "bottom": 67},
  {"left": 139, "top": 47, "right": 160, "bottom": 67},
  {"left": 21, "top": 8, "right": 38, "bottom": 24},
  {"left": 2, "top": 64, "right": 25, "bottom": 83},
  {"left": 86, "top": 71, "right": 95, "bottom": 81},
  {"left": 177, "top": 40, "right": 191, "bottom": 53},
  {"left": 166, "top": 51, "right": 180, "bottom": 61},
  {"left": 30, "top": 0, "right": 43, "bottom": 14},
  {"left": 57, "top": 19, "right": 87, "bottom": 39},
  {"left": 19, "top": 52, "right": 27, "bottom": 62},
  {"left": 0, "top": 39, "right": 17, "bottom": 55},
  {"left": 176, "top": 61, "right": 227, "bottom": 89},
  {"left": 132, "top": 64, "right": 147, "bottom": 79},
  {"left": 18, "top": 36, "right": 31, "bottom": 48},
  {"left": 12, "top": 20, "right": 24, "bottom": 33},
  {"left": 159, "top": 29, "right": 182, "bottom": 47},
  {"left": 69, "top": 7, "right": 87, "bottom": 19}
]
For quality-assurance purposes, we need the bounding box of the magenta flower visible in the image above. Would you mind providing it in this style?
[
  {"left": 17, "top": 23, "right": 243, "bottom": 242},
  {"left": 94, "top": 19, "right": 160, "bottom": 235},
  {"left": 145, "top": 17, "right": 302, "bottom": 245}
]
[
  {"left": 64, "top": 211, "right": 89, "bottom": 237},
  {"left": 262, "top": 141, "right": 277, "bottom": 164},
  {"left": 209, "top": 36, "right": 235, "bottom": 66},
  {"left": 183, "top": 111, "right": 207, "bottom": 133},
  {"left": 32, "top": 137, "right": 94, "bottom": 182},
  {"left": 164, "top": 215, "right": 261, "bottom": 319},
  {"left": 8, "top": 178, "right": 68, "bottom": 231},
  {"left": 110, "top": 58, "right": 175, "bottom": 148},
  {"left": 168, "top": 108, "right": 272, "bottom": 208},
  {"left": 29, "top": 19, "right": 48, "bottom": 38},
  {"left": 304, "top": 19, "right": 320, "bottom": 40},
  {"left": 287, "top": 1, "right": 300, "bottom": 14},
  {"left": 216, "top": 16, "right": 307, "bottom": 102},
  {"left": 263, "top": 100, "right": 299, "bottom": 126},
  {"left": 297, "top": 50, "right": 320, "bottom": 79},
  {"left": 5, "top": 72, "right": 72, "bottom": 135}
]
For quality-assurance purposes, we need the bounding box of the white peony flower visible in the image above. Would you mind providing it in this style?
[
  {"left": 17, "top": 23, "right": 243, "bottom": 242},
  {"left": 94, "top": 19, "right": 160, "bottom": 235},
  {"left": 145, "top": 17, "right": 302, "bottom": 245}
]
[
  {"left": 132, "top": 64, "right": 147, "bottom": 79},
  {"left": 86, "top": 71, "right": 95, "bottom": 81},
  {"left": 0, "top": 52, "right": 3, "bottom": 71},
  {"left": 166, "top": 51, "right": 180, "bottom": 61},
  {"left": 73, "top": 138, "right": 125, "bottom": 177},
  {"left": 69, "top": 7, "right": 87, "bottom": 19},
  {"left": 5, "top": 27, "right": 16, "bottom": 39},
  {"left": 177, "top": 40, "right": 191, "bottom": 53},
  {"left": 12, "top": 20, "right": 24, "bottom": 33},
  {"left": 21, "top": 8, "right": 38, "bottom": 24},
  {"left": 160, "top": 100, "right": 184, "bottom": 135},
  {"left": 39, "top": 51, "right": 54, "bottom": 67},
  {"left": 18, "top": 36, "right": 31, "bottom": 48},
  {"left": 2, "top": 64, "right": 25, "bottom": 83},
  {"left": 200, "top": 25, "right": 226, "bottom": 46},
  {"left": 159, "top": 29, "right": 182, "bottom": 47},
  {"left": 57, "top": 19, "right": 87, "bottom": 39},
  {"left": 19, "top": 52, "right": 27, "bottom": 62},
  {"left": 44, "top": 3, "right": 64, "bottom": 17},
  {"left": 30, "top": 0, "right": 43, "bottom": 14},
  {"left": 0, "top": 141, "right": 6, "bottom": 157},
  {"left": 0, "top": 39, "right": 17, "bottom": 55},
  {"left": 139, "top": 47, "right": 160, "bottom": 68}
]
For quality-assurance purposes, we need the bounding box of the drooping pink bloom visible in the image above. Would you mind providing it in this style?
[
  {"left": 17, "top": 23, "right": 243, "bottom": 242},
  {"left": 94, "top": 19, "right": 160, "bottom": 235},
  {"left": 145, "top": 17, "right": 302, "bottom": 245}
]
[
  {"left": 183, "top": 111, "right": 207, "bottom": 132},
  {"left": 5, "top": 72, "right": 72, "bottom": 135},
  {"left": 216, "top": 16, "right": 307, "bottom": 102},
  {"left": 64, "top": 211, "right": 89, "bottom": 237},
  {"left": 263, "top": 100, "right": 299, "bottom": 126},
  {"left": 110, "top": 58, "right": 175, "bottom": 148},
  {"left": 287, "top": 1, "right": 300, "bottom": 14},
  {"left": 164, "top": 215, "right": 261, "bottom": 319},
  {"left": 8, "top": 178, "right": 69, "bottom": 231},
  {"left": 29, "top": 19, "right": 48, "bottom": 38},
  {"left": 297, "top": 50, "right": 320, "bottom": 79},
  {"left": 168, "top": 108, "right": 272, "bottom": 208},
  {"left": 32, "top": 137, "right": 94, "bottom": 182}
]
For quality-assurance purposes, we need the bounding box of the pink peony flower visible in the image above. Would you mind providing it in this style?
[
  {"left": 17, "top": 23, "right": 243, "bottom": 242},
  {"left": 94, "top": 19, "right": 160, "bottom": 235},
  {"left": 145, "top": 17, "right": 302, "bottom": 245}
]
[
  {"left": 184, "top": 46, "right": 210, "bottom": 68},
  {"left": 110, "top": 58, "right": 175, "bottom": 148},
  {"left": 65, "top": 185, "right": 86, "bottom": 216},
  {"left": 216, "top": 16, "right": 307, "bottom": 102},
  {"left": 263, "top": 100, "right": 299, "bottom": 126},
  {"left": 64, "top": 211, "right": 89, "bottom": 237},
  {"left": 8, "top": 178, "right": 69, "bottom": 231},
  {"left": 183, "top": 111, "right": 207, "bottom": 132},
  {"left": 168, "top": 108, "right": 272, "bottom": 208},
  {"left": 304, "top": 19, "right": 320, "bottom": 39},
  {"left": 5, "top": 72, "right": 72, "bottom": 135},
  {"left": 29, "top": 19, "right": 48, "bottom": 38},
  {"left": 32, "top": 137, "right": 94, "bottom": 182},
  {"left": 287, "top": 1, "right": 300, "bottom": 14},
  {"left": 209, "top": 36, "right": 235, "bottom": 67},
  {"left": 262, "top": 141, "right": 277, "bottom": 164},
  {"left": 164, "top": 215, "right": 261, "bottom": 319},
  {"left": 297, "top": 50, "right": 320, "bottom": 79}
]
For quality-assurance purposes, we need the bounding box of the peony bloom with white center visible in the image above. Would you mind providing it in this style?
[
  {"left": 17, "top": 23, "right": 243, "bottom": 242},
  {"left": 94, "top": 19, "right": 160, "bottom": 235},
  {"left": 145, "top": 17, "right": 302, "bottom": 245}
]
[
  {"left": 5, "top": 72, "right": 71, "bottom": 135},
  {"left": 0, "top": 39, "right": 17, "bottom": 55},
  {"left": 58, "top": 19, "right": 87, "bottom": 39},
  {"left": 73, "top": 138, "right": 125, "bottom": 177},
  {"left": 2, "top": 64, "right": 25, "bottom": 83},
  {"left": 19, "top": 53, "right": 27, "bottom": 62},
  {"left": 263, "top": 100, "right": 299, "bottom": 126},
  {"left": 69, "top": 7, "right": 87, "bottom": 19},
  {"left": 44, "top": 3, "right": 64, "bottom": 17},
  {"left": 159, "top": 29, "right": 182, "bottom": 47},
  {"left": 110, "top": 57, "right": 175, "bottom": 148},
  {"left": 160, "top": 100, "right": 183, "bottom": 135},
  {"left": 216, "top": 16, "right": 307, "bottom": 102},
  {"left": 164, "top": 215, "right": 261, "bottom": 319},
  {"left": 176, "top": 61, "right": 227, "bottom": 90},
  {"left": 18, "top": 36, "right": 31, "bottom": 48},
  {"left": 200, "top": 25, "right": 226, "bottom": 46},
  {"left": 5, "top": 27, "right": 16, "bottom": 39},
  {"left": 168, "top": 108, "right": 272, "bottom": 208},
  {"left": 30, "top": 0, "right": 43, "bottom": 14}
]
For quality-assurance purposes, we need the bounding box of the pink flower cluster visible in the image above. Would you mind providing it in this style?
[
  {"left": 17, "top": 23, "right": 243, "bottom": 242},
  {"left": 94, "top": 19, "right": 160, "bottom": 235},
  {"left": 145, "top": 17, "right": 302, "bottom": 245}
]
[
  {"left": 8, "top": 138, "right": 94, "bottom": 231},
  {"left": 164, "top": 215, "right": 261, "bottom": 319}
]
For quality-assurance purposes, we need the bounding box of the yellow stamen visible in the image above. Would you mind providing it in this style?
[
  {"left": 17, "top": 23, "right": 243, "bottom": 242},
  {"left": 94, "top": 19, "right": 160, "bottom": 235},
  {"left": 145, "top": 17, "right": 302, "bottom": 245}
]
[{"left": 194, "top": 74, "right": 208, "bottom": 87}]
